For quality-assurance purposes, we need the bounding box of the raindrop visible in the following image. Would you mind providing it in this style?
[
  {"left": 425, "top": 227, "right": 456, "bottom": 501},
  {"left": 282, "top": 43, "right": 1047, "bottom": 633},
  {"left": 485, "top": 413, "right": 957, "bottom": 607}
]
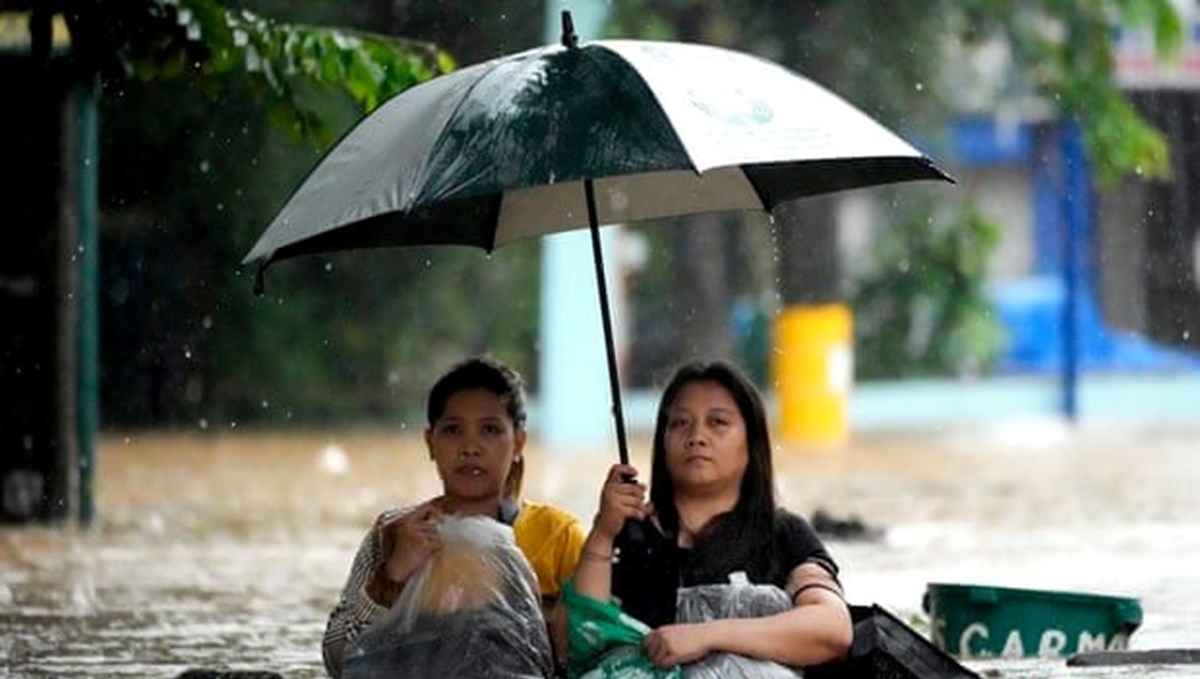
[
  {"left": 325, "top": 262, "right": 334, "bottom": 272},
  {"left": 388, "top": 371, "right": 400, "bottom": 385},
  {"left": 320, "top": 444, "right": 349, "bottom": 475},
  {"left": 199, "top": 418, "right": 209, "bottom": 430},
  {"left": 261, "top": 399, "right": 270, "bottom": 409},
  {"left": 76, "top": 244, "right": 85, "bottom": 254},
  {"left": 199, "top": 160, "right": 211, "bottom": 174},
  {"left": 123, "top": 436, "right": 132, "bottom": 445},
  {"left": 609, "top": 188, "right": 630, "bottom": 213},
  {"left": 898, "top": 259, "right": 911, "bottom": 273},
  {"left": 187, "top": 22, "right": 201, "bottom": 40},
  {"left": 1185, "top": 330, "right": 1192, "bottom": 341},
  {"left": 230, "top": 421, "right": 238, "bottom": 429},
  {"left": 143, "top": 513, "right": 166, "bottom": 535},
  {"left": 68, "top": 574, "right": 97, "bottom": 612},
  {"left": 216, "top": 203, "right": 224, "bottom": 212},
  {"left": 185, "top": 378, "right": 202, "bottom": 403},
  {"left": 424, "top": 259, "right": 432, "bottom": 268},
  {"left": 108, "top": 278, "right": 129, "bottom": 305},
  {"left": 202, "top": 316, "right": 213, "bottom": 329},
  {"left": 914, "top": 82, "right": 924, "bottom": 92},
  {"left": 286, "top": 411, "right": 294, "bottom": 420},
  {"left": 184, "top": 347, "right": 193, "bottom": 360}
]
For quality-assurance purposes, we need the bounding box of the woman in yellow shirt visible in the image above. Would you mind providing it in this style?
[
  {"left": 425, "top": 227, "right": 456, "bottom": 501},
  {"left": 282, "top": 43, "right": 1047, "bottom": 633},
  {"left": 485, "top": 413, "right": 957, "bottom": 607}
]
[{"left": 322, "top": 356, "right": 586, "bottom": 677}]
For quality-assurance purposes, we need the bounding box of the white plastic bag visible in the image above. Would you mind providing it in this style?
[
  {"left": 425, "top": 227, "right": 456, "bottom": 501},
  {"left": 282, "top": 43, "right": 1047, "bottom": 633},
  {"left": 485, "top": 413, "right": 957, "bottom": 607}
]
[
  {"left": 344, "top": 515, "right": 554, "bottom": 679},
  {"left": 675, "top": 573, "right": 802, "bottom": 678}
]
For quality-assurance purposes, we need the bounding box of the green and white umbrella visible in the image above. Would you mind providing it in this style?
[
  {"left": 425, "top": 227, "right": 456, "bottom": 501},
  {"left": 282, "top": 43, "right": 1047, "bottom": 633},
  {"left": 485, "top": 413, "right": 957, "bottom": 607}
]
[{"left": 245, "top": 13, "right": 951, "bottom": 462}]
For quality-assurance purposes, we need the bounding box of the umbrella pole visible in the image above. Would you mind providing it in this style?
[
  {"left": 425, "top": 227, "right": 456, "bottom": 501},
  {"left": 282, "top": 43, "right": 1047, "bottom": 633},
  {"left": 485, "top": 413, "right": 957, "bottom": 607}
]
[{"left": 583, "top": 178, "right": 631, "bottom": 465}]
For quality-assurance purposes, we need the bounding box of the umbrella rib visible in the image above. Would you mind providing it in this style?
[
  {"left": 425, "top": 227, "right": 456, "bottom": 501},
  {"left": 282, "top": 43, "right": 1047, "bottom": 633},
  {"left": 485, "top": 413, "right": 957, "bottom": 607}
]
[
  {"left": 591, "top": 42, "right": 700, "bottom": 174},
  {"left": 735, "top": 165, "right": 774, "bottom": 212},
  {"left": 415, "top": 53, "right": 540, "bottom": 209}
]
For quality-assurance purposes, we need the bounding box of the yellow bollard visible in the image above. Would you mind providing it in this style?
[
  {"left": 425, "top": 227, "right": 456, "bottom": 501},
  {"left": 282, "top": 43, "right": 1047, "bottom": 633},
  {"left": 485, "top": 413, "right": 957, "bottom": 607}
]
[{"left": 772, "top": 304, "right": 853, "bottom": 447}]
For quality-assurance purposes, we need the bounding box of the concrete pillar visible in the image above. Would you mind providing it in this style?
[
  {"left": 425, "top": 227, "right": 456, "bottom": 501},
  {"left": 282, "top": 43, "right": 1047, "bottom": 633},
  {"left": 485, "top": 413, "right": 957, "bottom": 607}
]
[{"left": 537, "top": 0, "right": 618, "bottom": 453}]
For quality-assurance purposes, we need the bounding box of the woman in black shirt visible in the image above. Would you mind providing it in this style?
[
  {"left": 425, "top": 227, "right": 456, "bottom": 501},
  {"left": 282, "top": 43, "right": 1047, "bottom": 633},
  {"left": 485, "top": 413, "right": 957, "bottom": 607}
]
[{"left": 571, "top": 361, "right": 852, "bottom": 670}]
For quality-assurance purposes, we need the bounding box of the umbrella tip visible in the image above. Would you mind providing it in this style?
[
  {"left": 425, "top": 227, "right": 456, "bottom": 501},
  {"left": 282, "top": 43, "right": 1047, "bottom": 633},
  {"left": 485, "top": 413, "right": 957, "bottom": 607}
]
[
  {"left": 561, "top": 10, "right": 578, "bottom": 49},
  {"left": 253, "top": 261, "right": 266, "bottom": 297}
]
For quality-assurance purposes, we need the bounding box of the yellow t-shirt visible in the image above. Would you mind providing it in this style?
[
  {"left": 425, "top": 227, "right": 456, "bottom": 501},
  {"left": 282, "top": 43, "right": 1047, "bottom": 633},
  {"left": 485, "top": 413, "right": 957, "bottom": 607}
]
[{"left": 512, "top": 499, "right": 587, "bottom": 602}]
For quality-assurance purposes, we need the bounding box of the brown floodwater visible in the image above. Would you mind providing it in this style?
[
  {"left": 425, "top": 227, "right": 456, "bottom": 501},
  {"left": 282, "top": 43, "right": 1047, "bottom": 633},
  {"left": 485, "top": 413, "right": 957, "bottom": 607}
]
[{"left": 1, "top": 422, "right": 1198, "bottom": 678}]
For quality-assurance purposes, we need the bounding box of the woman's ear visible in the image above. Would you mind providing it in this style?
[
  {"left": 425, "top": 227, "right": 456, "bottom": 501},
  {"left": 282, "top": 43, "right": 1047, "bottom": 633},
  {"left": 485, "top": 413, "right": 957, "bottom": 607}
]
[{"left": 514, "top": 428, "right": 527, "bottom": 457}]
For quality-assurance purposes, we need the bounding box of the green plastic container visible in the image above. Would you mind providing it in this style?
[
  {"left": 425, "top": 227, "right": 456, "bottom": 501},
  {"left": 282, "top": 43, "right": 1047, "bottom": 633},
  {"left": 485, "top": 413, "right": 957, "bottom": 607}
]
[{"left": 924, "top": 582, "right": 1142, "bottom": 660}]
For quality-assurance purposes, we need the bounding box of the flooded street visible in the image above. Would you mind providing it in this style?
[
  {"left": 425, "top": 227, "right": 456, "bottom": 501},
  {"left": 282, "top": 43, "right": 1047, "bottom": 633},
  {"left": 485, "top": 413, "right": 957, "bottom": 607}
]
[{"left": 2, "top": 423, "right": 1198, "bottom": 678}]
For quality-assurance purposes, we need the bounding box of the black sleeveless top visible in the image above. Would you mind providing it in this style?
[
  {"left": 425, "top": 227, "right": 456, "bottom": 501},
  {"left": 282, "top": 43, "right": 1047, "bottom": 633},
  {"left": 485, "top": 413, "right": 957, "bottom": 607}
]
[{"left": 610, "top": 509, "right": 836, "bottom": 628}]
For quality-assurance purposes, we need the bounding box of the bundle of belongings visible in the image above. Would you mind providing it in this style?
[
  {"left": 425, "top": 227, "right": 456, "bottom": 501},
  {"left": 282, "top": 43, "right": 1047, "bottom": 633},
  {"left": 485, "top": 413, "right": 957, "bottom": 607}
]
[
  {"left": 674, "top": 575, "right": 800, "bottom": 678},
  {"left": 566, "top": 572, "right": 805, "bottom": 678},
  {"left": 343, "top": 515, "right": 554, "bottom": 679}
]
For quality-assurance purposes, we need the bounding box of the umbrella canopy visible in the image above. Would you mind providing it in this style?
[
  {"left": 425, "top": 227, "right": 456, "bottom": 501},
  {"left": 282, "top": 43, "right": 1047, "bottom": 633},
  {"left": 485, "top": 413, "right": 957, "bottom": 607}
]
[{"left": 244, "top": 13, "right": 952, "bottom": 461}]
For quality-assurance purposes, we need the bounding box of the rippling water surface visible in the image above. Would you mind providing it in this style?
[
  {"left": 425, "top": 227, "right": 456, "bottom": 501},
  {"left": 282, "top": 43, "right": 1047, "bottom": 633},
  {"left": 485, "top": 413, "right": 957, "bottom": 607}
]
[{"left": 2, "top": 423, "right": 1198, "bottom": 678}]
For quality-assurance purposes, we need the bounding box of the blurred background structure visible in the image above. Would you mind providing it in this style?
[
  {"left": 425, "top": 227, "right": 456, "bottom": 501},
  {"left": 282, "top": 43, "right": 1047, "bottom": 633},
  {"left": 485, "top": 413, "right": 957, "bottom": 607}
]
[{"left": 1, "top": 0, "right": 1199, "bottom": 526}]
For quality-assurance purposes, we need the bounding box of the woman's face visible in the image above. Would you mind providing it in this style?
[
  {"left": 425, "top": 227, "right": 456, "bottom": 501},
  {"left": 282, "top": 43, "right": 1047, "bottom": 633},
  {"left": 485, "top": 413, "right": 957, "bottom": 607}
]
[
  {"left": 662, "top": 379, "right": 749, "bottom": 496},
  {"left": 426, "top": 388, "right": 525, "bottom": 503}
]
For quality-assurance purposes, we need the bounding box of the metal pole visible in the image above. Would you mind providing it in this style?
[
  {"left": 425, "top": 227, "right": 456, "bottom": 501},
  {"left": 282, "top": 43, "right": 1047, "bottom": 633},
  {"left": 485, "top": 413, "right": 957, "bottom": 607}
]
[
  {"left": 1060, "top": 122, "right": 1082, "bottom": 421},
  {"left": 74, "top": 76, "right": 99, "bottom": 525}
]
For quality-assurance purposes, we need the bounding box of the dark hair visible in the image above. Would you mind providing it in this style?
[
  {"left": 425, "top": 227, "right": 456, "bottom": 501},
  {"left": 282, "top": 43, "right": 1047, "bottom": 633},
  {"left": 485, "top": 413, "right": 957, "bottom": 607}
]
[
  {"left": 426, "top": 356, "right": 527, "bottom": 499},
  {"left": 649, "top": 360, "right": 778, "bottom": 582}
]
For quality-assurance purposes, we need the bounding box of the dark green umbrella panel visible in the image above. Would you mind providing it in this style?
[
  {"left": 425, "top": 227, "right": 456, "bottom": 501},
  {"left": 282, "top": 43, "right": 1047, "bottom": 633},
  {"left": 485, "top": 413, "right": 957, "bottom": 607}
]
[{"left": 243, "top": 38, "right": 947, "bottom": 265}]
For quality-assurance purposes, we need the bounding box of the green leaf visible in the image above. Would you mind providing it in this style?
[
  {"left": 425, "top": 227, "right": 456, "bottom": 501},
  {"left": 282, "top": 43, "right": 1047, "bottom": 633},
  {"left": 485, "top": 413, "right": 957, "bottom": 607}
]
[{"left": 72, "top": 0, "right": 450, "bottom": 148}]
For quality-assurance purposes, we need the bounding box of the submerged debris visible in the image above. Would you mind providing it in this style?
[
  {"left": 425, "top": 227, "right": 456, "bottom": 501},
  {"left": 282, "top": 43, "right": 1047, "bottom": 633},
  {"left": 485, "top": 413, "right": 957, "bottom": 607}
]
[{"left": 811, "top": 509, "right": 886, "bottom": 542}]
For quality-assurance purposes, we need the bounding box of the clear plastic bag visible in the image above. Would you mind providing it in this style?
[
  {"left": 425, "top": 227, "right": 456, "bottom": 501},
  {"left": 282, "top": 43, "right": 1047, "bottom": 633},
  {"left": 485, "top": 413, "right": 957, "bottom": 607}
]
[
  {"left": 343, "top": 515, "right": 554, "bottom": 679},
  {"left": 675, "top": 574, "right": 803, "bottom": 678}
]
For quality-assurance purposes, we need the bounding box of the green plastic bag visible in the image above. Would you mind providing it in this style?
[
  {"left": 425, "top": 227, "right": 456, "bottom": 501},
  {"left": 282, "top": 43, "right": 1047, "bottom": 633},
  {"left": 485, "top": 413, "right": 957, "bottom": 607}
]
[{"left": 564, "top": 580, "right": 681, "bottom": 679}]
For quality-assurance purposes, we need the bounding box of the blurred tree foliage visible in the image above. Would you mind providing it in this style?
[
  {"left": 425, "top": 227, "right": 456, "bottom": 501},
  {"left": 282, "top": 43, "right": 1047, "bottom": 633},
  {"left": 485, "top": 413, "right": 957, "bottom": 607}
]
[
  {"left": 852, "top": 203, "right": 1006, "bottom": 379},
  {"left": 606, "top": 0, "right": 1180, "bottom": 182},
  {"left": 18, "top": 0, "right": 1186, "bottom": 426},
  {"left": 80, "top": 0, "right": 548, "bottom": 428},
  {"left": 13, "top": 0, "right": 497, "bottom": 427},
  {"left": 605, "top": 0, "right": 1180, "bottom": 380}
]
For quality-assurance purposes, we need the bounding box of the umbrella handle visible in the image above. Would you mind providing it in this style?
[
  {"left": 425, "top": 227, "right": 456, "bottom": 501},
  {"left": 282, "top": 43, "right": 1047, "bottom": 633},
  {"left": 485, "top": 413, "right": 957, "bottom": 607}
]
[
  {"left": 583, "top": 178, "right": 631, "bottom": 466},
  {"left": 618, "top": 518, "right": 646, "bottom": 549},
  {"left": 585, "top": 176, "right": 643, "bottom": 547},
  {"left": 618, "top": 474, "right": 646, "bottom": 546}
]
